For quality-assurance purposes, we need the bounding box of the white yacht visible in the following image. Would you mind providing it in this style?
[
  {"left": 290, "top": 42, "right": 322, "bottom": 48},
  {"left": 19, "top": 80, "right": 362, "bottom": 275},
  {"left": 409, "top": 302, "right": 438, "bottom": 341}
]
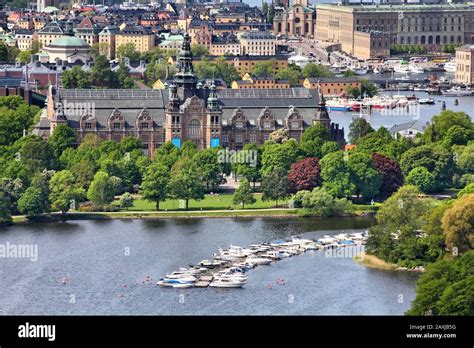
[
  {"left": 444, "top": 60, "right": 456, "bottom": 73},
  {"left": 209, "top": 278, "right": 245, "bottom": 288},
  {"left": 409, "top": 64, "right": 424, "bottom": 74},
  {"left": 442, "top": 86, "right": 473, "bottom": 97},
  {"left": 245, "top": 256, "right": 272, "bottom": 265},
  {"left": 393, "top": 64, "right": 410, "bottom": 73}
]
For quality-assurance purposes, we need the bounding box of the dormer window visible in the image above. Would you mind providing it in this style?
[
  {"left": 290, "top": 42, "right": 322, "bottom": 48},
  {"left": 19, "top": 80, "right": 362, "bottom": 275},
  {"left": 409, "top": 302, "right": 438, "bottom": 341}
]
[
  {"left": 263, "top": 121, "right": 272, "bottom": 130},
  {"left": 140, "top": 122, "right": 149, "bottom": 129},
  {"left": 235, "top": 121, "right": 244, "bottom": 129},
  {"left": 85, "top": 122, "right": 93, "bottom": 130},
  {"left": 113, "top": 122, "right": 121, "bottom": 130}
]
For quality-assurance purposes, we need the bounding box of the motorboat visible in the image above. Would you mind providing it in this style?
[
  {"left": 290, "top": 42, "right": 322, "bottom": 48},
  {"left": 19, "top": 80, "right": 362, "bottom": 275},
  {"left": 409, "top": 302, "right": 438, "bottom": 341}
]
[
  {"left": 393, "top": 64, "right": 410, "bottom": 74},
  {"left": 444, "top": 60, "right": 456, "bottom": 73},
  {"left": 419, "top": 98, "right": 435, "bottom": 105},
  {"left": 246, "top": 256, "right": 272, "bottom": 265},
  {"left": 209, "top": 279, "right": 245, "bottom": 288},
  {"left": 172, "top": 283, "right": 194, "bottom": 288},
  {"left": 409, "top": 64, "right": 424, "bottom": 74}
]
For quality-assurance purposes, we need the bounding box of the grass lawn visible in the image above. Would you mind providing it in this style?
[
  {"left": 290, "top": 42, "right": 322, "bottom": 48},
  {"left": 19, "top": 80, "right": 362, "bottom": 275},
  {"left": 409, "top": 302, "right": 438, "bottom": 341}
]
[{"left": 113, "top": 193, "right": 289, "bottom": 211}]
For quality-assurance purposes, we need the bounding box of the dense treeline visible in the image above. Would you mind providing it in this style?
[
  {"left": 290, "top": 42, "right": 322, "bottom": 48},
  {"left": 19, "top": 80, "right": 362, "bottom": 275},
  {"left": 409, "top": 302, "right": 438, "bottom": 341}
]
[{"left": 0, "top": 95, "right": 473, "bottom": 224}]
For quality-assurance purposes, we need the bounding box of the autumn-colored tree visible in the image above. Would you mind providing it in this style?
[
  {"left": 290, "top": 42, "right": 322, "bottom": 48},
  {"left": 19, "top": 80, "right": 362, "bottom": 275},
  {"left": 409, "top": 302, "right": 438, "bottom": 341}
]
[
  {"left": 372, "top": 153, "right": 404, "bottom": 199},
  {"left": 288, "top": 157, "right": 321, "bottom": 193},
  {"left": 442, "top": 193, "right": 474, "bottom": 253}
]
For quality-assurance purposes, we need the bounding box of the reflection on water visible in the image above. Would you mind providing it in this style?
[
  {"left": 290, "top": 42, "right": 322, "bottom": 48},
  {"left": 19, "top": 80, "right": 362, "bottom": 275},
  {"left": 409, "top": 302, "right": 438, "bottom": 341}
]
[{"left": 0, "top": 217, "right": 418, "bottom": 315}]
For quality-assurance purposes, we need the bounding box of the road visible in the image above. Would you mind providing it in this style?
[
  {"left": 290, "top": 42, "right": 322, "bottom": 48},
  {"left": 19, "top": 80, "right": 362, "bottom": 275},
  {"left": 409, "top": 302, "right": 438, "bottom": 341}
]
[{"left": 280, "top": 38, "right": 330, "bottom": 64}]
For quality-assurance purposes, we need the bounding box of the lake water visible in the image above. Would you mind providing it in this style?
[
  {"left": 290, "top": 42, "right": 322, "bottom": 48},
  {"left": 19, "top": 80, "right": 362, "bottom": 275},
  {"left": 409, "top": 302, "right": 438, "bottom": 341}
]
[{"left": 0, "top": 217, "right": 418, "bottom": 315}]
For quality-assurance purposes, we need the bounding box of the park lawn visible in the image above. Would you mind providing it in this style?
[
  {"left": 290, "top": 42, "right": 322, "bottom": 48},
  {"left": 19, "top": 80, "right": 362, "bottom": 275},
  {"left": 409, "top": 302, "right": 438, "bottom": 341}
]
[{"left": 113, "top": 193, "right": 289, "bottom": 211}]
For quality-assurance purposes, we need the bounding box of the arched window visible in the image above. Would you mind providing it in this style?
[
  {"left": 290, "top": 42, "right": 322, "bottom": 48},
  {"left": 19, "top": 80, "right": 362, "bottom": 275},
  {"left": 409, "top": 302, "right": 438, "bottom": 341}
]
[
  {"left": 277, "top": 23, "right": 282, "bottom": 32},
  {"left": 305, "top": 23, "right": 309, "bottom": 33},
  {"left": 428, "top": 35, "right": 433, "bottom": 44},
  {"left": 421, "top": 36, "right": 426, "bottom": 44},
  {"left": 436, "top": 35, "right": 441, "bottom": 44},
  {"left": 188, "top": 119, "right": 201, "bottom": 139}
]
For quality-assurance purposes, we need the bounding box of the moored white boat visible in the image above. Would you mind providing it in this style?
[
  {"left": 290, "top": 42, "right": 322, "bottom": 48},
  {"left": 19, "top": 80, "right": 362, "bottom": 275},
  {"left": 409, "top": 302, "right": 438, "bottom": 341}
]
[{"left": 209, "top": 278, "right": 245, "bottom": 288}]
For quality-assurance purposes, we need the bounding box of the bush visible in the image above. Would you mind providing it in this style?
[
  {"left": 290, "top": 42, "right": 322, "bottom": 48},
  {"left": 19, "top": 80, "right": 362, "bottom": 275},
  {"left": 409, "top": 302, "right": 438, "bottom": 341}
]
[
  {"left": 292, "top": 187, "right": 353, "bottom": 217},
  {"left": 78, "top": 202, "right": 119, "bottom": 212}
]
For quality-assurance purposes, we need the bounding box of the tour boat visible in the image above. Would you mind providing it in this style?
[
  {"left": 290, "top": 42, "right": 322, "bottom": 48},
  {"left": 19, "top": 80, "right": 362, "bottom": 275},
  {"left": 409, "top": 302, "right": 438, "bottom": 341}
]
[
  {"left": 443, "top": 60, "right": 456, "bottom": 73},
  {"left": 325, "top": 99, "right": 353, "bottom": 111}
]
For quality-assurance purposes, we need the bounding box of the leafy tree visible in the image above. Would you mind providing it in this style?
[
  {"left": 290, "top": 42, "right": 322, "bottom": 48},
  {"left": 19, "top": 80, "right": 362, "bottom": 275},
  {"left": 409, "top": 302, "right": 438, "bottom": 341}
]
[
  {"left": 140, "top": 161, "right": 170, "bottom": 210},
  {"left": 457, "top": 183, "right": 474, "bottom": 198},
  {"left": 456, "top": 143, "right": 474, "bottom": 175},
  {"left": 16, "top": 135, "right": 55, "bottom": 175},
  {"left": 61, "top": 66, "right": 91, "bottom": 88},
  {"left": 400, "top": 145, "right": 454, "bottom": 190},
  {"left": 0, "top": 177, "right": 23, "bottom": 214},
  {"left": 49, "top": 170, "right": 85, "bottom": 214},
  {"left": 261, "top": 139, "right": 300, "bottom": 176},
  {"left": 169, "top": 157, "right": 205, "bottom": 210},
  {"left": 154, "top": 141, "right": 180, "bottom": 169},
  {"left": 275, "top": 65, "right": 301, "bottom": 87},
  {"left": 261, "top": 167, "right": 290, "bottom": 207},
  {"left": 372, "top": 153, "right": 404, "bottom": 199},
  {"left": 116, "top": 63, "right": 135, "bottom": 89},
  {"left": 232, "top": 180, "right": 256, "bottom": 208},
  {"left": 426, "top": 110, "right": 473, "bottom": 142},
  {"left": 18, "top": 186, "right": 48, "bottom": 217},
  {"left": 191, "top": 44, "right": 208, "bottom": 57},
  {"left": 442, "top": 193, "right": 474, "bottom": 253},
  {"left": 193, "top": 148, "right": 225, "bottom": 191},
  {"left": 31, "top": 40, "right": 42, "bottom": 54},
  {"left": 48, "top": 124, "right": 76, "bottom": 160},
  {"left": 300, "top": 123, "right": 331, "bottom": 158},
  {"left": 251, "top": 59, "right": 277, "bottom": 77},
  {"left": 90, "top": 55, "right": 118, "bottom": 88},
  {"left": 443, "top": 125, "right": 473, "bottom": 147},
  {"left": 0, "top": 96, "right": 40, "bottom": 146},
  {"left": 16, "top": 50, "right": 31, "bottom": 63},
  {"left": 236, "top": 143, "right": 262, "bottom": 188},
  {"left": 120, "top": 137, "right": 143, "bottom": 154},
  {"left": 87, "top": 171, "right": 115, "bottom": 206},
  {"left": 360, "top": 79, "right": 378, "bottom": 97},
  {"left": 116, "top": 43, "right": 141, "bottom": 63},
  {"left": 0, "top": 191, "right": 12, "bottom": 225},
  {"left": 347, "top": 151, "right": 381, "bottom": 200},
  {"left": 288, "top": 157, "right": 321, "bottom": 193},
  {"left": 366, "top": 185, "right": 432, "bottom": 267},
  {"left": 343, "top": 69, "right": 356, "bottom": 77},
  {"left": 214, "top": 57, "right": 240, "bottom": 85},
  {"left": 180, "top": 140, "right": 198, "bottom": 158},
  {"left": 321, "top": 141, "right": 340, "bottom": 157},
  {"left": 295, "top": 187, "right": 353, "bottom": 217},
  {"left": 348, "top": 118, "right": 374, "bottom": 144},
  {"left": 355, "top": 128, "right": 392, "bottom": 153},
  {"left": 344, "top": 85, "right": 360, "bottom": 98},
  {"left": 320, "top": 151, "right": 355, "bottom": 198},
  {"left": 301, "top": 63, "right": 334, "bottom": 78},
  {"left": 194, "top": 57, "right": 217, "bottom": 80},
  {"left": 406, "top": 251, "right": 474, "bottom": 316},
  {"left": 146, "top": 60, "right": 176, "bottom": 85},
  {"left": 119, "top": 192, "right": 134, "bottom": 210},
  {"left": 406, "top": 167, "right": 437, "bottom": 193}
]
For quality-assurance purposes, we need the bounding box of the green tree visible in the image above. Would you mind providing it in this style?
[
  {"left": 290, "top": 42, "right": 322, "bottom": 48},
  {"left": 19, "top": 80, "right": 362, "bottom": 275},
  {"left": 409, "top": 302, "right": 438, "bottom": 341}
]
[
  {"left": 261, "top": 139, "right": 300, "bottom": 176},
  {"left": 116, "top": 43, "right": 141, "bottom": 63},
  {"left": 140, "top": 162, "right": 170, "bottom": 210},
  {"left": 343, "top": 69, "right": 356, "bottom": 77},
  {"left": 17, "top": 186, "right": 47, "bottom": 217},
  {"left": 0, "top": 96, "right": 40, "bottom": 146},
  {"left": 344, "top": 85, "right": 361, "bottom": 98},
  {"left": 348, "top": 118, "right": 374, "bottom": 144},
  {"left": 360, "top": 79, "right": 378, "bottom": 97},
  {"left": 251, "top": 59, "right": 277, "bottom": 77},
  {"left": 347, "top": 151, "right": 381, "bottom": 200},
  {"left": 301, "top": 63, "right": 334, "bottom": 78},
  {"left": 232, "top": 180, "right": 256, "bottom": 208},
  {"left": 457, "top": 183, "right": 474, "bottom": 198},
  {"left": 425, "top": 110, "right": 473, "bottom": 142},
  {"left": 31, "top": 40, "right": 42, "bottom": 54},
  {"left": 275, "top": 65, "right": 301, "bottom": 87},
  {"left": 87, "top": 171, "right": 115, "bottom": 206},
  {"left": 48, "top": 124, "right": 76, "bottom": 161},
  {"left": 191, "top": 44, "right": 208, "bottom": 57},
  {"left": 0, "top": 191, "right": 12, "bottom": 225},
  {"left": 169, "top": 157, "right": 205, "bottom": 210},
  {"left": 116, "top": 63, "right": 135, "bottom": 89},
  {"left": 90, "top": 55, "right": 118, "bottom": 88},
  {"left": 442, "top": 193, "right": 474, "bottom": 253},
  {"left": 406, "top": 167, "right": 437, "bottom": 193},
  {"left": 61, "top": 66, "right": 91, "bottom": 88},
  {"left": 49, "top": 170, "right": 85, "bottom": 214},
  {"left": 261, "top": 167, "right": 290, "bottom": 207},
  {"left": 236, "top": 143, "right": 262, "bottom": 188},
  {"left": 320, "top": 151, "right": 355, "bottom": 198},
  {"left": 119, "top": 192, "right": 134, "bottom": 210},
  {"left": 296, "top": 187, "right": 353, "bottom": 217},
  {"left": 16, "top": 50, "right": 31, "bottom": 63},
  {"left": 406, "top": 251, "right": 474, "bottom": 316},
  {"left": 193, "top": 148, "right": 225, "bottom": 191}
]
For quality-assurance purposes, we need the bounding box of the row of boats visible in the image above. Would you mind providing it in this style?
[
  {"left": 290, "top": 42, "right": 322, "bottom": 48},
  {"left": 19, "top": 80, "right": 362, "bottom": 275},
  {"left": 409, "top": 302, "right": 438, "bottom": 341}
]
[
  {"left": 157, "top": 232, "right": 368, "bottom": 288},
  {"left": 325, "top": 95, "right": 435, "bottom": 112}
]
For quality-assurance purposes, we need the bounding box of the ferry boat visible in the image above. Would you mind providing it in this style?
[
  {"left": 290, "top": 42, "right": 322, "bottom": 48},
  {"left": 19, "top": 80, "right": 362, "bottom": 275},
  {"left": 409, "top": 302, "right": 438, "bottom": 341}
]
[
  {"left": 325, "top": 99, "right": 353, "bottom": 111},
  {"left": 442, "top": 86, "right": 473, "bottom": 97}
]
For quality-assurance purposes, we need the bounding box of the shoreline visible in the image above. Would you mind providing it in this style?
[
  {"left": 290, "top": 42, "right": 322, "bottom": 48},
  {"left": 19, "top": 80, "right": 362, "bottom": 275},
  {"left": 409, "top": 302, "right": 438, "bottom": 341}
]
[
  {"left": 354, "top": 252, "right": 425, "bottom": 272},
  {"left": 7, "top": 209, "right": 375, "bottom": 226}
]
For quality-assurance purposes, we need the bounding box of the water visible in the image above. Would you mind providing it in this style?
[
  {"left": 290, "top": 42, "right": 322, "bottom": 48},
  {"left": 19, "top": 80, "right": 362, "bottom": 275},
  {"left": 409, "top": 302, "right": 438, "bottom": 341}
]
[{"left": 0, "top": 217, "right": 418, "bottom": 315}]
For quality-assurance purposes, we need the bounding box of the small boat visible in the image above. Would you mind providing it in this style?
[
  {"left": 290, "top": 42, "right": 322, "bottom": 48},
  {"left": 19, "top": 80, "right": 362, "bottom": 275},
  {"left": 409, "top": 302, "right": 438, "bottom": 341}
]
[
  {"left": 444, "top": 60, "right": 456, "bottom": 73},
  {"left": 209, "top": 279, "right": 245, "bottom": 288},
  {"left": 393, "top": 64, "right": 410, "bottom": 74},
  {"left": 325, "top": 99, "right": 353, "bottom": 111},
  {"left": 418, "top": 98, "right": 435, "bottom": 105},
  {"left": 246, "top": 256, "right": 272, "bottom": 265},
  {"left": 172, "top": 283, "right": 194, "bottom": 288},
  {"left": 409, "top": 64, "right": 424, "bottom": 74}
]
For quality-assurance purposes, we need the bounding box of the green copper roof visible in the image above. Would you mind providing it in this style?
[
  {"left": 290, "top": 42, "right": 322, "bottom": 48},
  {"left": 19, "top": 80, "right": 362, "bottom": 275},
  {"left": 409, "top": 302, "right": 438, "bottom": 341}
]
[{"left": 49, "top": 36, "right": 89, "bottom": 48}]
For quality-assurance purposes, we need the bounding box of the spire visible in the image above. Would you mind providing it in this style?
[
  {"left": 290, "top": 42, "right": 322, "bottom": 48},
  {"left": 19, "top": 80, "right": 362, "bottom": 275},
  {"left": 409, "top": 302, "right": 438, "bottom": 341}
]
[
  {"left": 207, "top": 81, "right": 221, "bottom": 111},
  {"left": 314, "top": 87, "right": 330, "bottom": 127},
  {"left": 173, "top": 31, "right": 198, "bottom": 100}
]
